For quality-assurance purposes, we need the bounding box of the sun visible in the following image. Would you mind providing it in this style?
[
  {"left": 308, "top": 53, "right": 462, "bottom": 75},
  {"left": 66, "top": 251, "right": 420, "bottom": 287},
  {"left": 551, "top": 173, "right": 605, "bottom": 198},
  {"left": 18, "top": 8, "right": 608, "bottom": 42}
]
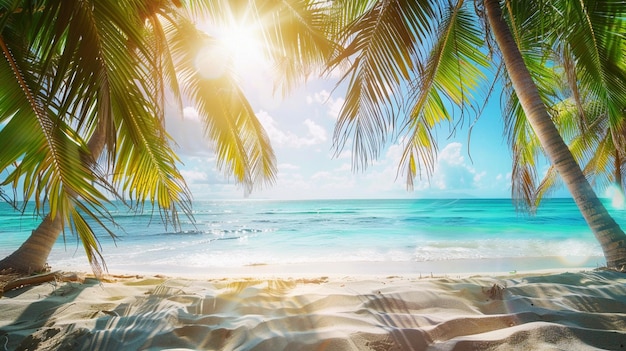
[
  {"left": 219, "top": 25, "right": 267, "bottom": 72},
  {"left": 195, "top": 22, "right": 270, "bottom": 80}
]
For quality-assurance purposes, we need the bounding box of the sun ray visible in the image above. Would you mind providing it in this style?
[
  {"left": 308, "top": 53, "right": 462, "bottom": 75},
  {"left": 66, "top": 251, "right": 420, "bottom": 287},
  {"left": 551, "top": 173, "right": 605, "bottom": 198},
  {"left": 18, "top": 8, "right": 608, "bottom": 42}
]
[{"left": 197, "top": 12, "right": 270, "bottom": 80}]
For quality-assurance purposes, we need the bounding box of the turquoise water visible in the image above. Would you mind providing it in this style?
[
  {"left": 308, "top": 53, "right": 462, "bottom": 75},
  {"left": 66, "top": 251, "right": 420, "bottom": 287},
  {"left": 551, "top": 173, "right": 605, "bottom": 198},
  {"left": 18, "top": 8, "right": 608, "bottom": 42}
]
[{"left": 1, "top": 198, "right": 623, "bottom": 274}]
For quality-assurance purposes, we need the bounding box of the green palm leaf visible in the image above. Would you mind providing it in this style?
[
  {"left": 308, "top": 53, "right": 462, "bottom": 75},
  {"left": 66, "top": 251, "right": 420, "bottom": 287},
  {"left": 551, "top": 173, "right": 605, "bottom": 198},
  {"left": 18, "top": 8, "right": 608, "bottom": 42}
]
[
  {"left": 503, "top": 0, "right": 626, "bottom": 209},
  {"left": 553, "top": 0, "right": 626, "bottom": 122},
  {"left": 328, "top": 0, "right": 436, "bottom": 170},
  {"left": 500, "top": 1, "right": 569, "bottom": 210},
  {"left": 0, "top": 0, "right": 193, "bottom": 273},
  {"left": 400, "top": 1, "right": 489, "bottom": 187},
  {"left": 188, "top": 0, "right": 337, "bottom": 95},
  {"left": 168, "top": 19, "right": 276, "bottom": 192}
]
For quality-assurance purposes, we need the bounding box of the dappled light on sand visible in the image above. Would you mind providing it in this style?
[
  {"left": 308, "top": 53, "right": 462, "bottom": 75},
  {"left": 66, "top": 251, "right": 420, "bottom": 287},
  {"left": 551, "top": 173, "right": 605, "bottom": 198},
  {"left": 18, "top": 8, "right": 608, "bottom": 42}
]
[{"left": 1, "top": 271, "right": 625, "bottom": 350}]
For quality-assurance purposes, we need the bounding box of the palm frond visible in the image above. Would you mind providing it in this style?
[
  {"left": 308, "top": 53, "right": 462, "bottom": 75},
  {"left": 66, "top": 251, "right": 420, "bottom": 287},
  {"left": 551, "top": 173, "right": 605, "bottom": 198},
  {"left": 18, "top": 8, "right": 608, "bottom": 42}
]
[
  {"left": 536, "top": 98, "right": 614, "bottom": 202},
  {"left": 553, "top": 0, "right": 626, "bottom": 124},
  {"left": 144, "top": 9, "right": 184, "bottom": 121},
  {"left": 167, "top": 18, "right": 276, "bottom": 192},
  {"left": 502, "top": 0, "right": 626, "bottom": 208},
  {"left": 328, "top": 0, "right": 437, "bottom": 170},
  {"left": 1, "top": 0, "right": 195, "bottom": 273},
  {"left": 499, "top": 1, "right": 568, "bottom": 209},
  {"left": 261, "top": 0, "right": 338, "bottom": 94},
  {"left": 70, "top": 0, "right": 195, "bottom": 230},
  {"left": 186, "top": 0, "right": 336, "bottom": 95},
  {"left": 399, "top": 1, "right": 489, "bottom": 188},
  {"left": 503, "top": 81, "right": 543, "bottom": 210}
]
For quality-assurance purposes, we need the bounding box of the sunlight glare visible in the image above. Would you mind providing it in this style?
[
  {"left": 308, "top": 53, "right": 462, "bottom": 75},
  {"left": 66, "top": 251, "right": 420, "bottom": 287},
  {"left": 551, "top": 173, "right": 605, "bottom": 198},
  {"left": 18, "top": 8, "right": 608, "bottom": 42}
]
[
  {"left": 558, "top": 255, "right": 590, "bottom": 266},
  {"left": 195, "top": 21, "right": 269, "bottom": 81},
  {"left": 204, "top": 22, "right": 268, "bottom": 78},
  {"left": 194, "top": 43, "right": 229, "bottom": 80},
  {"left": 604, "top": 184, "right": 625, "bottom": 210}
]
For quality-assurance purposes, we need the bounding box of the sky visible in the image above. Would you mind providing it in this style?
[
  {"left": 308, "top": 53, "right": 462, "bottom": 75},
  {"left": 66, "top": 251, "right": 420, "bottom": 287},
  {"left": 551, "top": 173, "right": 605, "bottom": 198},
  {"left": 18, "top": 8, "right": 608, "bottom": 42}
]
[
  {"left": 163, "top": 37, "right": 563, "bottom": 201},
  {"left": 0, "top": 16, "right": 575, "bottom": 204}
]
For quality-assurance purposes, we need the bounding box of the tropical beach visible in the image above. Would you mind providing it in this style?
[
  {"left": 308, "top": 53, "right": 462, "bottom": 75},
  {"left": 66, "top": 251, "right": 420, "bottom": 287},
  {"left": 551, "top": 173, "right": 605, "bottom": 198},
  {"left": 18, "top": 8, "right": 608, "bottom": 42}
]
[
  {"left": 2, "top": 199, "right": 626, "bottom": 350},
  {"left": 1, "top": 266, "right": 626, "bottom": 350},
  {"left": 2, "top": 0, "right": 626, "bottom": 350},
  {"left": 0, "top": 198, "right": 616, "bottom": 275}
]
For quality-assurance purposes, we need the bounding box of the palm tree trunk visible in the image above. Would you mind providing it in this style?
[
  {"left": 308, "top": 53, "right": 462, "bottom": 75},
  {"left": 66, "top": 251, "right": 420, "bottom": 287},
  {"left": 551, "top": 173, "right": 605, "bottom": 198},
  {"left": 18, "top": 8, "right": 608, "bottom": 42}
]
[
  {"left": 484, "top": 0, "right": 626, "bottom": 270},
  {"left": 0, "top": 214, "right": 64, "bottom": 273},
  {"left": 0, "top": 123, "right": 108, "bottom": 274}
]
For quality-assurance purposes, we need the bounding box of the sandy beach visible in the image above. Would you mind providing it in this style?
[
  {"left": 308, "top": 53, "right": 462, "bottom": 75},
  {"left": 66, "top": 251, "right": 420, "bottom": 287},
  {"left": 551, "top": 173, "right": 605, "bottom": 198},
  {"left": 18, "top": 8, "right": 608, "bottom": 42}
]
[{"left": 1, "top": 265, "right": 625, "bottom": 350}]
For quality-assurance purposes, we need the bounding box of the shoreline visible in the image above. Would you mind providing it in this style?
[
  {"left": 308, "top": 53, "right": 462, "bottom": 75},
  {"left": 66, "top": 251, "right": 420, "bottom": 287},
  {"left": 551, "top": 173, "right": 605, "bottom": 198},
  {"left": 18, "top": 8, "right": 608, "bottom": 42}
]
[
  {"left": 92, "top": 255, "right": 606, "bottom": 280},
  {"left": 2, "top": 258, "right": 624, "bottom": 350}
]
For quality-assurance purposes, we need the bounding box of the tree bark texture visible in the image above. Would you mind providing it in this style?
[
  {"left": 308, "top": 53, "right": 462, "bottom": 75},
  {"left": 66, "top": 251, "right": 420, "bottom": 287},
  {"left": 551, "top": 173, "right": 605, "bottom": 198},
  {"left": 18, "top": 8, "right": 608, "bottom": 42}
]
[{"left": 484, "top": 0, "right": 626, "bottom": 270}]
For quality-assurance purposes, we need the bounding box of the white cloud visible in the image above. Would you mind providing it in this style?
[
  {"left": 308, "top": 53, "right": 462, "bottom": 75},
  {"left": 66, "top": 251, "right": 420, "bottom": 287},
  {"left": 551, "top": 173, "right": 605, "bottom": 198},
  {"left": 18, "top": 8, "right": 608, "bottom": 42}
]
[
  {"left": 473, "top": 171, "right": 486, "bottom": 183},
  {"left": 335, "top": 163, "right": 352, "bottom": 172},
  {"left": 303, "top": 119, "right": 328, "bottom": 143},
  {"left": 183, "top": 106, "right": 201, "bottom": 121},
  {"left": 307, "top": 89, "right": 345, "bottom": 119},
  {"left": 439, "top": 143, "right": 465, "bottom": 166},
  {"left": 257, "top": 110, "right": 327, "bottom": 148},
  {"left": 163, "top": 73, "right": 515, "bottom": 200},
  {"left": 166, "top": 105, "right": 212, "bottom": 156},
  {"left": 309, "top": 90, "right": 331, "bottom": 104},
  {"left": 431, "top": 142, "right": 480, "bottom": 190},
  {"left": 370, "top": 141, "right": 491, "bottom": 195},
  {"left": 278, "top": 163, "right": 300, "bottom": 171},
  {"left": 327, "top": 97, "right": 345, "bottom": 120},
  {"left": 180, "top": 169, "right": 208, "bottom": 183},
  {"left": 244, "top": 140, "right": 510, "bottom": 200},
  {"left": 335, "top": 149, "right": 352, "bottom": 160},
  {"left": 384, "top": 143, "right": 405, "bottom": 165},
  {"left": 311, "top": 171, "right": 332, "bottom": 180}
]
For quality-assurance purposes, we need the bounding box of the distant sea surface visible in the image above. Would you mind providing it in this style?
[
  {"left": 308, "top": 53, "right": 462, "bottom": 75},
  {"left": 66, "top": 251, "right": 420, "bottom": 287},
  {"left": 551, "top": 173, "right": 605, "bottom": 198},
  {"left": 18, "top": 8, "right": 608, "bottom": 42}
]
[{"left": 1, "top": 198, "right": 624, "bottom": 275}]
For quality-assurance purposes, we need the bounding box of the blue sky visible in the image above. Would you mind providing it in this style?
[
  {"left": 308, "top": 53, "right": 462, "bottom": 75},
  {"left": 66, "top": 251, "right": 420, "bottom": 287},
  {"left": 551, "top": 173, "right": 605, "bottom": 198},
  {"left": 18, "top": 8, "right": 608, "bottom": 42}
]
[
  {"left": 164, "top": 16, "right": 585, "bottom": 202},
  {"left": 164, "top": 53, "right": 561, "bottom": 201}
]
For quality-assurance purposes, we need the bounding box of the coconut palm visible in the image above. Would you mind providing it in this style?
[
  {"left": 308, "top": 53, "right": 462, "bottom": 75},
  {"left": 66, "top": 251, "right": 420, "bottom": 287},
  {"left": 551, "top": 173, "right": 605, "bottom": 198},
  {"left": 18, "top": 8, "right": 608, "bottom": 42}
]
[
  {"left": 508, "top": 84, "right": 626, "bottom": 210},
  {"left": 326, "top": 0, "right": 626, "bottom": 269},
  {"left": 505, "top": 43, "right": 626, "bottom": 209},
  {"left": 0, "top": 0, "right": 335, "bottom": 274}
]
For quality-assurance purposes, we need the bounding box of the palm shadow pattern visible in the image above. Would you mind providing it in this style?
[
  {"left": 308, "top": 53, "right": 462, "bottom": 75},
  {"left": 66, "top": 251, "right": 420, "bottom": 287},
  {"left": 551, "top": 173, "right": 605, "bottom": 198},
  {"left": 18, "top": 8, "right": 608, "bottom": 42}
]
[{"left": 0, "top": 271, "right": 624, "bottom": 350}]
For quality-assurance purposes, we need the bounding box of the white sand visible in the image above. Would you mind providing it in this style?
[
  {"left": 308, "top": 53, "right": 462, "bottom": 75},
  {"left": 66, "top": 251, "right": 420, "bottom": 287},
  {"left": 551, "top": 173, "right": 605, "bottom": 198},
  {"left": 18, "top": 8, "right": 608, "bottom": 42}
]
[{"left": 1, "top": 267, "right": 625, "bottom": 350}]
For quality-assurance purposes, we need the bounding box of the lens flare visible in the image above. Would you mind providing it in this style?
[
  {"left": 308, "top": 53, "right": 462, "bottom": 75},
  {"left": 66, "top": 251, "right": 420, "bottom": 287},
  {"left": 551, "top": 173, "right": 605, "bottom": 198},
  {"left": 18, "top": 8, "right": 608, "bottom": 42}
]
[
  {"left": 219, "top": 26, "right": 266, "bottom": 74},
  {"left": 604, "top": 184, "right": 625, "bottom": 210}
]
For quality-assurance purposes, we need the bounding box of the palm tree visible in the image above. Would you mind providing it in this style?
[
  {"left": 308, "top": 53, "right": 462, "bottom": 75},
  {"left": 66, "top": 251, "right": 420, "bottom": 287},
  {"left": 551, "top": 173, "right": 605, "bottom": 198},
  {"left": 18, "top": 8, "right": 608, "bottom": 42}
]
[
  {"left": 326, "top": 0, "right": 626, "bottom": 270},
  {"left": 0, "top": 0, "right": 334, "bottom": 275},
  {"left": 505, "top": 44, "right": 626, "bottom": 209},
  {"left": 508, "top": 83, "right": 626, "bottom": 211}
]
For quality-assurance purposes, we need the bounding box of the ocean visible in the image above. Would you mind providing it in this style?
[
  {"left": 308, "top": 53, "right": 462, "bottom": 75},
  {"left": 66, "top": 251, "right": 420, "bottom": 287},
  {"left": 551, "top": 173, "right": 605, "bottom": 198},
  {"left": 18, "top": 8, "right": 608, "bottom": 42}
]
[{"left": 1, "top": 198, "right": 623, "bottom": 275}]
